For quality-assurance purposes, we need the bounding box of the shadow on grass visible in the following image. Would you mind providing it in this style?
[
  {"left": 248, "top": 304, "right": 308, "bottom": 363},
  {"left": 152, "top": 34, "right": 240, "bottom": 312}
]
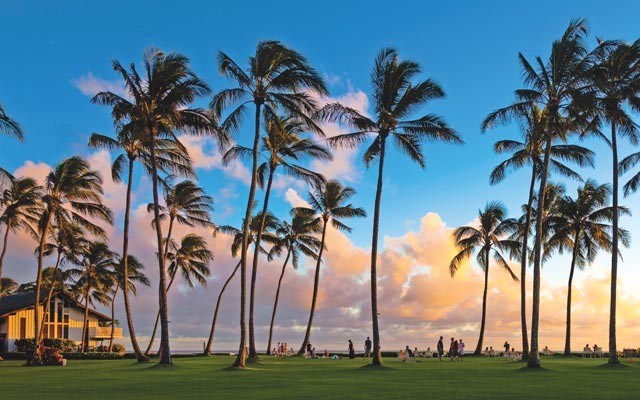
[
  {"left": 359, "top": 363, "right": 394, "bottom": 372},
  {"left": 513, "top": 365, "right": 552, "bottom": 373},
  {"left": 595, "top": 362, "right": 629, "bottom": 370}
]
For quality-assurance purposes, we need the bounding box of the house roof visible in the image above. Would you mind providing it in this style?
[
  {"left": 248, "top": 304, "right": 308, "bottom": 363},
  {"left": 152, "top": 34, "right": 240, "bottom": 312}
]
[{"left": 0, "top": 290, "right": 112, "bottom": 321}]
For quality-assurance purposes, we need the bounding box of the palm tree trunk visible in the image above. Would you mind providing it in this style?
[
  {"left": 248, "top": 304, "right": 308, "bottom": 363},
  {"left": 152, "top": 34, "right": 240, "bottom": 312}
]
[
  {"left": 38, "top": 251, "right": 62, "bottom": 342},
  {"left": 527, "top": 133, "right": 554, "bottom": 368},
  {"left": 564, "top": 230, "right": 580, "bottom": 356},
  {"left": 266, "top": 248, "right": 291, "bottom": 355},
  {"left": 234, "top": 102, "right": 262, "bottom": 368},
  {"left": 121, "top": 158, "right": 148, "bottom": 362},
  {"left": 370, "top": 136, "right": 387, "bottom": 366},
  {"left": 204, "top": 261, "right": 241, "bottom": 355},
  {"left": 475, "top": 249, "right": 490, "bottom": 355},
  {"left": 0, "top": 226, "right": 10, "bottom": 291},
  {"left": 609, "top": 121, "right": 619, "bottom": 365},
  {"left": 144, "top": 217, "right": 175, "bottom": 356},
  {"left": 31, "top": 212, "right": 52, "bottom": 363},
  {"left": 149, "top": 135, "right": 171, "bottom": 366},
  {"left": 108, "top": 286, "right": 118, "bottom": 352},
  {"left": 154, "top": 271, "right": 178, "bottom": 355},
  {"left": 248, "top": 168, "right": 275, "bottom": 360},
  {"left": 298, "top": 220, "right": 328, "bottom": 355},
  {"left": 81, "top": 277, "right": 91, "bottom": 353},
  {"left": 519, "top": 168, "right": 536, "bottom": 361}
]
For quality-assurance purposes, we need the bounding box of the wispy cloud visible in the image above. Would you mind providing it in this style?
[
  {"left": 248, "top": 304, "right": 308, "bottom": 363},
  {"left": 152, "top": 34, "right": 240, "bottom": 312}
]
[{"left": 72, "top": 72, "right": 129, "bottom": 98}]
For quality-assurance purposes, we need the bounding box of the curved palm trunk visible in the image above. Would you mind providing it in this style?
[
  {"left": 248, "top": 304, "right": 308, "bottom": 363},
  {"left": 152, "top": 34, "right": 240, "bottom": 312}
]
[
  {"left": 233, "top": 102, "right": 262, "bottom": 368},
  {"left": 122, "top": 158, "right": 148, "bottom": 362},
  {"left": 149, "top": 137, "right": 171, "bottom": 366},
  {"left": 0, "top": 227, "right": 10, "bottom": 293},
  {"left": 248, "top": 168, "right": 275, "bottom": 360},
  {"left": 564, "top": 230, "right": 580, "bottom": 356},
  {"left": 369, "top": 136, "right": 387, "bottom": 366},
  {"left": 266, "top": 249, "right": 291, "bottom": 355},
  {"left": 145, "top": 217, "right": 175, "bottom": 356},
  {"left": 32, "top": 212, "right": 53, "bottom": 363},
  {"left": 609, "top": 121, "right": 620, "bottom": 365},
  {"left": 38, "top": 251, "right": 62, "bottom": 342},
  {"left": 109, "top": 286, "right": 119, "bottom": 352},
  {"left": 475, "top": 248, "right": 490, "bottom": 355},
  {"left": 298, "top": 220, "right": 328, "bottom": 355},
  {"left": 518, "top": 169, "right": 536, "bottom": 360},
  {"left": 204, "top": 261, "right": 241, "bottom": 355},
  {"left": 81, "top": 276, "right": 91, "bottom": 353},
  {"left": 153, "top": 271, "right": 179, "bottom": 355},
  {"left": 527, "top": 134, "right": 553, "bottom": 368}
]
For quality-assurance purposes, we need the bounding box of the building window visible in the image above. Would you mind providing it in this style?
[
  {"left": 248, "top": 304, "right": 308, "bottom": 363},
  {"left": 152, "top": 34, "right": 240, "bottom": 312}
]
[{"left": 19, "top": 317, "right": 26, "bottom": 339}]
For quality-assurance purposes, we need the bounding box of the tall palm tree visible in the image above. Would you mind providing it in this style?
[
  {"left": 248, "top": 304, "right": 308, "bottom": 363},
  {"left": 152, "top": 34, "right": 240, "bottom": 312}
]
[
  {"left": 265, "top": 209, "right": 322, "bottom": 355},
  {"left": 92, "top": 49, "right": 220, "bottom": 365},
  {"left": 482, "top": 104, "right": 594, "bottom": 359},
  {"left": 109, "top": 255, "right": 149, "bottom": 352},
  {"left": 211, "top": 40, "right": 328, "bottom": 365},
  {"left": 144, "top": 180, "right": 214, "bottom": 355},
  {"left": 483, "top": 19, "right": 590, "bottom": 368},
  {"left": 70, "top": 242, "right": 117, "bottom": 353},
  {"left": 295, "top": 180, "right": 365, "bottom": 356},
  {"left": 318, "top": 48, "right": 460, "bottom": 365},
  {"left": 31, "top": 157, "right": 112, "bottom": 363},
  {"left": 0, "top": 104, "right": 24, "bottom": 182},
  {"left": 449, "top": 202, "right": 520, "bottom": 355},
  {"left": 581, "top": 40, "right": 640, "bottom": 364},
  {"left": 546, "top": 180, "right": 629, "bottom": 355},
  {"left": 203, "top": 212, "right": 278, "bottom": 356},
  {"left": 223, "top": 114, "right": 330, "bottom": 360},
  {"left": 0, "top": 177, "right": 41, "bottom": 287},
  {"left": 89, "top": 125, "right": 192, "bottom": 362}
]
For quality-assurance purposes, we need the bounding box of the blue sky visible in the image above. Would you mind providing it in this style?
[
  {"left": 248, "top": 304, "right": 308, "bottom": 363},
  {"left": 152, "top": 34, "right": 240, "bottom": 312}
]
[{"left": 2, "top": 1, "right": 640, "bottom": 349}]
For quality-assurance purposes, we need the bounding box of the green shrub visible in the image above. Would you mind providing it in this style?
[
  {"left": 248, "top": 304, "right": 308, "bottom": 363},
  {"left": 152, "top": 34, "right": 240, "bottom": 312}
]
[
  {"left": 62, "top": 352, "right": 123, "bottom": 360},
  {"left": 111, "top": 343, "right": 125, "bottom": 354},
  {"left": 14, "top": 338, "right": 75, "bottom": 353}
]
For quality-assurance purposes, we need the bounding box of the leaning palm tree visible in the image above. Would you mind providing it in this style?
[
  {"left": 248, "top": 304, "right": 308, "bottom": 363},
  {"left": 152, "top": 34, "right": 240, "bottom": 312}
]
[
  {"left": 483, "top": 104, "right": 594, "bottom": 359},
  {"left": 148, "top": 234, "right": 213, "bottom": 355},
  {"left": 483, "top": 19, "right": 590, "bottom": 368},
  {"left": 31, "top": 157, "right": 112, "bottom": 362},
  {"left": 0, "top": 177, "right": 41, "bottom": 287},
  {"left": 223, "top": 114, "right": 330, "bottom": 360},
  {"left": 109, "top": 255, "right": 149, "bottom": 352},
  {"left": 295, "top": 180, "right": 365, "bottom": 356},
  {"left": 211, "top": 40, "right": 328, "bottom": 365},
  {"left": 92, "top": 49, "right": 220, "bottom": 365},
  {"left": 144, "top": 180, "right": 214, "bottom": 355},
  {"left": 265, "top": 209, "right": 322, "bottom": 355},
  {"left": 546, "top": 180, "right": 629, "bottom": 355},
  {"left": 69, "top": 242, "right": 117, "bottom": 353},
  {"left": 450, "top": 202, "right": 520, "bottom": 355},
  {"left": 89, "top": 125, "right": 192, "bottom": 362},
  {"left": 0, "top": 104, "right": 24, "bottom": 182},
  {"left": 581, "top": 39, "right": 640, "bottom": 364},
  {"left": 318, "top": 48, "right": 461, "bottom": 365},
  {"left": 203, "top": 212, "right": 278, "bottom": 356}
]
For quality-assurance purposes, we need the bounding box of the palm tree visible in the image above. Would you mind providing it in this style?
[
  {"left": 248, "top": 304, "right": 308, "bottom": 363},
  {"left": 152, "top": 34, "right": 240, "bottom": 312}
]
[
  {"left": 0, "top": 277, "right": 17, "bottom": 296},
  {"left": 109, "top": 255, "right": 149, "bottom": 352},
  {"left": 449, "top": 202, "right": 520, "bottom": 355},
  {"left": 581, "top": 40, "right": 640, "bottom": 364},
  {"left": 0, "top": 177, "right": 41, "bottom": 288},
  {"left": 0, "top": 104, "right": 24, "bottom": 182},
  {"left": 265, "top": 209, "right": 322, "bottom": 355},
  {"left": 31, "top": 157, "right": 112, "bottom": 362},
  {"left": 546, "top": 180, "right": 629, "bottom": 355},
  {"left": 92, "top": 49, "right": 220, "bottom": 365},
  {"left": 318, "top": 48, "right": 460, "bottom": 365},
  {"left": 144, "top": 180, "right": 214, "bottom": 355},
  {"left": 483, "top": 19, "right": 590, "bottom": 367},
  {"left": 203, "top": 212, "right": 278, "bottom": 356},
  {"left": 211, "top": 40, "right": 328, "bottom": 365},
  {"left": 482, "top": 104, "right": 594, "bottom": 359},
  {"left": 295, "top": 180, "right": 365, "bottom": 356},
  {"left": 223, "top": 114, "right": 330, "bottom": 360},
  {"left": 70, "top": 242, "right": 117, "bottom": 353},
  {"left": 89, "top": 126, "right": 191, "bottom": 362}
]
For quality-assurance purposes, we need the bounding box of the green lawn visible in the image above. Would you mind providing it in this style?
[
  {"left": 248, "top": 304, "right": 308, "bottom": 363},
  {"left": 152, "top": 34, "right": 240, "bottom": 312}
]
[{"left": 0, "top": 356, "right": 638, "bottom": 399}]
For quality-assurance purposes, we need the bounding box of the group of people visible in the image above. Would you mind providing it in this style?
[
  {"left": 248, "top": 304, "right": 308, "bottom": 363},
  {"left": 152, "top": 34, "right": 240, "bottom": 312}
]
[
  {"left": 436, "top": 336, "right": 465, "bottom": 361},
  {"left": 272, "top": 342, "right": 293, "bottom": 357}
]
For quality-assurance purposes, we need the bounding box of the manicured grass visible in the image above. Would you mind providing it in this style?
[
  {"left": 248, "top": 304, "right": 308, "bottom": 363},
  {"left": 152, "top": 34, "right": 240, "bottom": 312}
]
[{"left": 0, "top": 356, "right": 638, "bottom": 399}]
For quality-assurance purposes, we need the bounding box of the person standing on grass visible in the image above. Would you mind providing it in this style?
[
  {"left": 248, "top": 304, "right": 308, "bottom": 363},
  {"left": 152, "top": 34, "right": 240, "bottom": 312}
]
[
  {"left": 459, "top": 339, "right": 465, "bottom": 360},
  {"left": 364, "top": 336, "right": 372, "bottom": 357},
  {"left": 503, "top": 341, "right": 510, "bottom": 355},
  {"left": 452, "top": 340, "right": 459, "bottom": 361},
  {"left": 348, "top": 340, "right": 355, "bottom": 359},
  {"left": 437, "top": 336, "right": 444, "bottom": 361},
  {"left": 449, "top": 337, "right": 455, "bottom": 359}
]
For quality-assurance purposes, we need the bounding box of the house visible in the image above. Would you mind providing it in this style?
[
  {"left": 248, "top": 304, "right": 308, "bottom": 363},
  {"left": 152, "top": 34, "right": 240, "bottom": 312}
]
[{"left": 0, "top": 290, "right": 122, "bottom": 353}]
